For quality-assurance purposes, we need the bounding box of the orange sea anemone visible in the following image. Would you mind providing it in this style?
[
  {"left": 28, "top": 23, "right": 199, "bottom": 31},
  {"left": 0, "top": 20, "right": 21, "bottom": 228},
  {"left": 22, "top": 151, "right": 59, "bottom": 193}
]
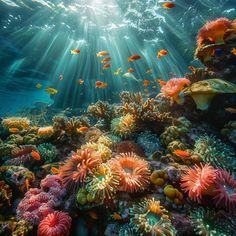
[
  {"left": 197, "top": 18, "right": 233, "bottom": 47},
  {"left": 37, "top": 126, "right": 54, "bottom": 137},
  {"left": 161, "top": 78, "right": 190, "bottom": 104},
  {"left": 108, "top": 152, "right": 150, "bottom": 193},
  {"left": 59, "top": 148, "right": 102, "bottom": 191},
  {"left": 181, "top": 164, "right": 218, "bottom": 202}
]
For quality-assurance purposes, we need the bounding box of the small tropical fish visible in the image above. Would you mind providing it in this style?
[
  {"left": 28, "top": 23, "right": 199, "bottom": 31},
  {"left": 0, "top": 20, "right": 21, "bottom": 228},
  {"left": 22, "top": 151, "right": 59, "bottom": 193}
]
[
  {"left": 103, "top": 64, "right": 111, "bottom": 70},
  {"left": 111, "top": 213, "right": 122, "bottom": 220},
  {"left": 97, "top": 51, "right": 109, "bottom": 57},
  {"left": 59, "top": 74, "right": 63, "bottom": 80},
  {"left": 9, "top": 127, "right": 20, "bottom": 134},
  {"left": 76, "top": 126, "right": 89, "bottom": 133},
  {"left": 157, "top": 79, "right": 166, "bottom": 86},
  {"left": 88, "top": 211, "right": 98, "bottom": 220},
  {"left": 157, "top": 49, "right": 168, "bottom": 59},
  {"left": 225, "top": 107, "right": 236, "bottom": 113},
  {"left": 71, "top": 49, "right": 81, "bottom": 54},
  {"left": 163, "top": 2, "right": 175, "bottom": 9},
  {"left": 146, "top": 69, "right": 153, "bottom": 74},
  {"left": 24, "top": 178, "right": 30, "bottom": 191},
  {"left": 36, "top": 83, "right": 43, "bottom": 89},
  {"left": 114, "top": 67, "right": 122, "bottom": 75},
  {"left": 95, "top": 81, "right": 108, "bottom": 88},
  {"left": 128, "top": 68, "right": 135, "bottom": 73},
  {"left": 231, "top": 48, "right": 236, "bottom": 55},
  {"left": 51, "top": 167, "right": 60, "bottom": 175},
  {"left": 78, "top": 79, "right": 84, "bottom": 85},
  {"left": 152, "top": 86, "right": 157, "bottom": 89},
  {"left": 128, "top": 54, "right": 141, "bottom": 62},
  {"left": 173, "top": 149, "right": 191, "bottom": 158},
  {"left": 123, "top": 72, "right": 139, "bottom": 81},
  {"left": 143, "top": 79, "right": 151, "bottom": 87},
  {"left": 31, "top": 150, "right": 41, "bottom": 161},
  {"left": 45, "top": 87, "right": 58, "bottom": 95},
  {"left": 101, "top": 57, "right": 111, "bottom": 63}
]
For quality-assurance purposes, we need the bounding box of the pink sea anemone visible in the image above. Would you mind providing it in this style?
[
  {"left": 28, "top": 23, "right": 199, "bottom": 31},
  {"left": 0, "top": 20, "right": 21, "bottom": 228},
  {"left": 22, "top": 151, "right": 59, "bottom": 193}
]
[
  {"left": 161, "top": 78, "right": 190, "bottom": 103},
  {"left": 213, "top": 170, "right": 236, "bottom": 215},
  {"left": 38, "top": 211, "right": 72, "bottom": 236},
  {"left": 59, "top": 148, "right": 102, "bottom": 191},
  {"left": 197, "top": 18, "right": 232, "bottom": 46},
  {"left": 181, "top": 164, "right": 218, "bottom": 202},
  {"left": 108, "top": 152, "right": 150, "bottom": 192}
]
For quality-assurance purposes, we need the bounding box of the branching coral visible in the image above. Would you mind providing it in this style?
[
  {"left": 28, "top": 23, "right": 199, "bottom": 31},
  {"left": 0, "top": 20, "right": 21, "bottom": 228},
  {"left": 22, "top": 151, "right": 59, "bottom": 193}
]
[
  {"left": 129, "top": 198, "right": 176, "bottom": 235},
  {"left": 189, "top": 207, "right": 235, "bottom": 236},
  {"left": 59, "top": 148, "right": 102, "bottom": 191},
  {"left": 108, "top": 152, "right": 150, "bottom": 193},
  {"left": 181, "top": 164, "right": 218, "bottom": 202},
  {"left": 36, "top": 143, "right": 57, "bottom": 163},
  {"left": 111, "top": 114, "right": 137, "bottom": 138},
  {"left": 213, "top": 170, "right": 236, "bottom": 215},
  {"left": 86, "top": 163, "right": 120, "bottom": 202},
  {"left": 193, "top": 134, "right": 236, "bottom": 172},
  {"left": 37, "top": 211, "right": 72, "bottom": 236},
  {"left": 2, "top": 117, "right": 30, "bottom": 130}
]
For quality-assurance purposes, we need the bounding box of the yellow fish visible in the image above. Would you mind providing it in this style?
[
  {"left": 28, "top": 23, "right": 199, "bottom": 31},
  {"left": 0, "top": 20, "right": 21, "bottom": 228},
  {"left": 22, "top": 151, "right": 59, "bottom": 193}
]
[
  {"left": 45, "top": 87, "right": 58, "bottom": 95},
  {"left": 114, "top": 67, "right": 122, "bottom": 75},
  {"left": 36, "top": 83, "right": 43, "bottom": 89}
]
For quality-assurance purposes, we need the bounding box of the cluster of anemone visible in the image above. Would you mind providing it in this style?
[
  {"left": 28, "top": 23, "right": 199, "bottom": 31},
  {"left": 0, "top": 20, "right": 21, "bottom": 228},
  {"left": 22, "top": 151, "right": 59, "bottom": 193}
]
[
  {"left": 36, "top": 143, "right": 57, "bottom": 163},
  {"left": 129, "top": 198, "right": 176, "bottom": 235},
  {"left": 2, "top": 117, "right": 30, "bottom": 130},
  {"left": 37, "top": 126, "right": 54, "bottom": 137},
  {"left": 108, "top": 152, "right": 150, "bottom": 193},
  {"left": 59, "top": 148, "right": 102, "bottom": 192},
  {"left": 111, "top": 114, "right": 136, "bottom": 138},
  {"left": 193, "top": 134, "right": 236, "bottom": 172}
]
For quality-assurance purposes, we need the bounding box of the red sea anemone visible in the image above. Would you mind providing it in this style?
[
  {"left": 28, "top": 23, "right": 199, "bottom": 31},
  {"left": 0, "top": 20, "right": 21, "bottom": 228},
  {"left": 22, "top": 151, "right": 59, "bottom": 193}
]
[
  {"left": 59, "top": 148, "right": 102, "bottom": 191},
  {"left": 181, "top": 164, "right": 218, "bottom": 202},
  {"left": 161, "top": 78, "right": 190, "bottom": 103},
  {"left": 213, "top": 170, "right": 236, "bottom": 215},
  {"left": 109, "top": 152, "right": 150, "bottom": 193},
  {"left": 37, "top": 211, "right": 72, "bottom": 236},
  {"left": 197, "top": 18, "right": 232, "bottom": 46}
]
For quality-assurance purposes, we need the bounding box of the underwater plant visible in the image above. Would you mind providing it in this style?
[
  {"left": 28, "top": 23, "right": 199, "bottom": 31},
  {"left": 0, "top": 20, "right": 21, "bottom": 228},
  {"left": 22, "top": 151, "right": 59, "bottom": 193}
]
[
  {"left": 181, "top": 164, "right": 218, "bottom": 202},
  {"left": 37, "top": 211, "right": 72, "bottom": 236},
  {"left": 129, "top": 198, "right": 176, "bottom": 235},
  {"left": 36, "top": 143, "right": 57, "bottom": 163},
  {"left": 108, "top": 152, "right": 150, "bottom": 193},
  {"left": 59, "top": 148, "right": 102, "bottom": 191}
]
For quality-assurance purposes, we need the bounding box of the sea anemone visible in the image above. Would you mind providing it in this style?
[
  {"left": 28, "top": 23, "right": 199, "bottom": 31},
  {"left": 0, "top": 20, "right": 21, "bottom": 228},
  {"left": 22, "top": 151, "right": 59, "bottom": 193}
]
[
  {"left": 97, "top": 135, "right": 113, "bottom": 148},
  {"left": 161, "top": 78, "right": 190, "bottom": 104},
  {"left": 59, "top": 148, "right": 102, "bottom": 191},
  {"left": 181, "top": 164, "right": 218, "bottom": 202},
  {"left": 86, "top": 163, "right": 120, "bottom": 202},
  {"left": 197, "top": 18, "right": 232, "bottom": 46},
  {"left": 37, "top": 126, "right": 54, "bottom": 137},
  {"left": 108, "top": 152, "right": 150, "bottom": 193},
  {"left": 189, "top": 207, "right": 235, "bottom": 236},
  {"left": 129, "top": 198, "right": 176, "bottom": 235},
  {"left": 111, "top": 114, "right": 136, "bottom": 138},
  {"left": 213, "top": 170, "right": 236, "bottom": 215},
  {"left": 37, "top": 211, "right": 72, "bottom": 236},
  {"left": 2, "top": 117, "right": 30, "bottom": 130}
]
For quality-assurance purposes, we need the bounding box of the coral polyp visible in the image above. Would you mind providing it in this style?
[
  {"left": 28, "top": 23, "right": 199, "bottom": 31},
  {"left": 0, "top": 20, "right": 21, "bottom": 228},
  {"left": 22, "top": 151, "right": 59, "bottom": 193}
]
[
  {"left": 86, "top": 163, "right": 120, "bottom": 202},
  {"left": 59, "top": 148, "right": 102, "bottom": 191},
  {"left": 129, "top": 198, "right": 176, "bottom": 235},
  {"left": 108, "top": 152, "right": 150, "bottom": 193},
  {"left": 213, "top": 170, "right": 236, "bottom": 215},
  {"left": 181, "top": 164, "right": 218, "bottom": 202}
]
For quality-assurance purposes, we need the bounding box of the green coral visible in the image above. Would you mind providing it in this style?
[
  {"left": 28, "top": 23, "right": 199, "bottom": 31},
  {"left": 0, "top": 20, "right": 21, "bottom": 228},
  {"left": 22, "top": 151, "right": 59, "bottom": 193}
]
[{"left": 36, "top": 143, "right": 57, "bottom": 163}]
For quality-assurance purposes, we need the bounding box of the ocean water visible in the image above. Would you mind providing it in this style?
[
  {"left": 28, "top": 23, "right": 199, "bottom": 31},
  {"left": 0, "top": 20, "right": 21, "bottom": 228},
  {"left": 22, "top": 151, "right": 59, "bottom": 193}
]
[{"left": 0, "top": 1, "right": 236, "bottom": 236}]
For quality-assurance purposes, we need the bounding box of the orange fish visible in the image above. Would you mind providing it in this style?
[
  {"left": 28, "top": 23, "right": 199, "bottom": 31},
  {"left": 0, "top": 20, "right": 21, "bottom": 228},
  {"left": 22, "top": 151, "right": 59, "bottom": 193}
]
[
  {"left": 97, "top": 51, "right": 109, "bottom": 57},
  {"left": 71, "top": 49, "right": 81, "bottom": 54},
  {"left": 9, "top": 128, "right": 20, "bottom": 134},
  {"left": 95, "top": 81, "right": 108, "bottom": 88},
  {"left": 76, "top": 127, "right": 89, "bottom": 133},
  {"left": 111, "top": 213, "right": 122, "bottom": 220},
  {"left": 51, "top": 167, "right": 60, "bottom": 175},
  {"left": 128, "top": 54, "right": 141, "bottom": 62},
  {"left": 157, "top": 79, "right": 166, "bottom": 86},
  {"left": 128, "top": 68, "right": 135, "bottom": 73},
  {"left": 101, "top": 57, "right": 112, "bottom": 63},
  {"left": 163, "top": 2, "right": 175, "bottom": 9},
  {"left": 146, "top": 69, "right": 153, "bottom": 74},
  {"left": 103, "top": 64, "right": 111, "bottom": 70},
  {"left": 231, "top": 48, "right": 236, "bottom": 55},
  {"left": 157, "top": 49, "right": 168, "bottom": 59},
  {"left": 78, "top": 79, "right": 84, "bottom": 85},
  {"left": 24, "top": 178, "right": 30, "bottom": 191},
  {"left": 173, "top": 149, "right": 191, "bottom": 158},
  {"left": 31, "top": 150, "right": 41, "bottom": 161},
  {"left": 143, "top": 79, "right": 151, "bottom": 87}
]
